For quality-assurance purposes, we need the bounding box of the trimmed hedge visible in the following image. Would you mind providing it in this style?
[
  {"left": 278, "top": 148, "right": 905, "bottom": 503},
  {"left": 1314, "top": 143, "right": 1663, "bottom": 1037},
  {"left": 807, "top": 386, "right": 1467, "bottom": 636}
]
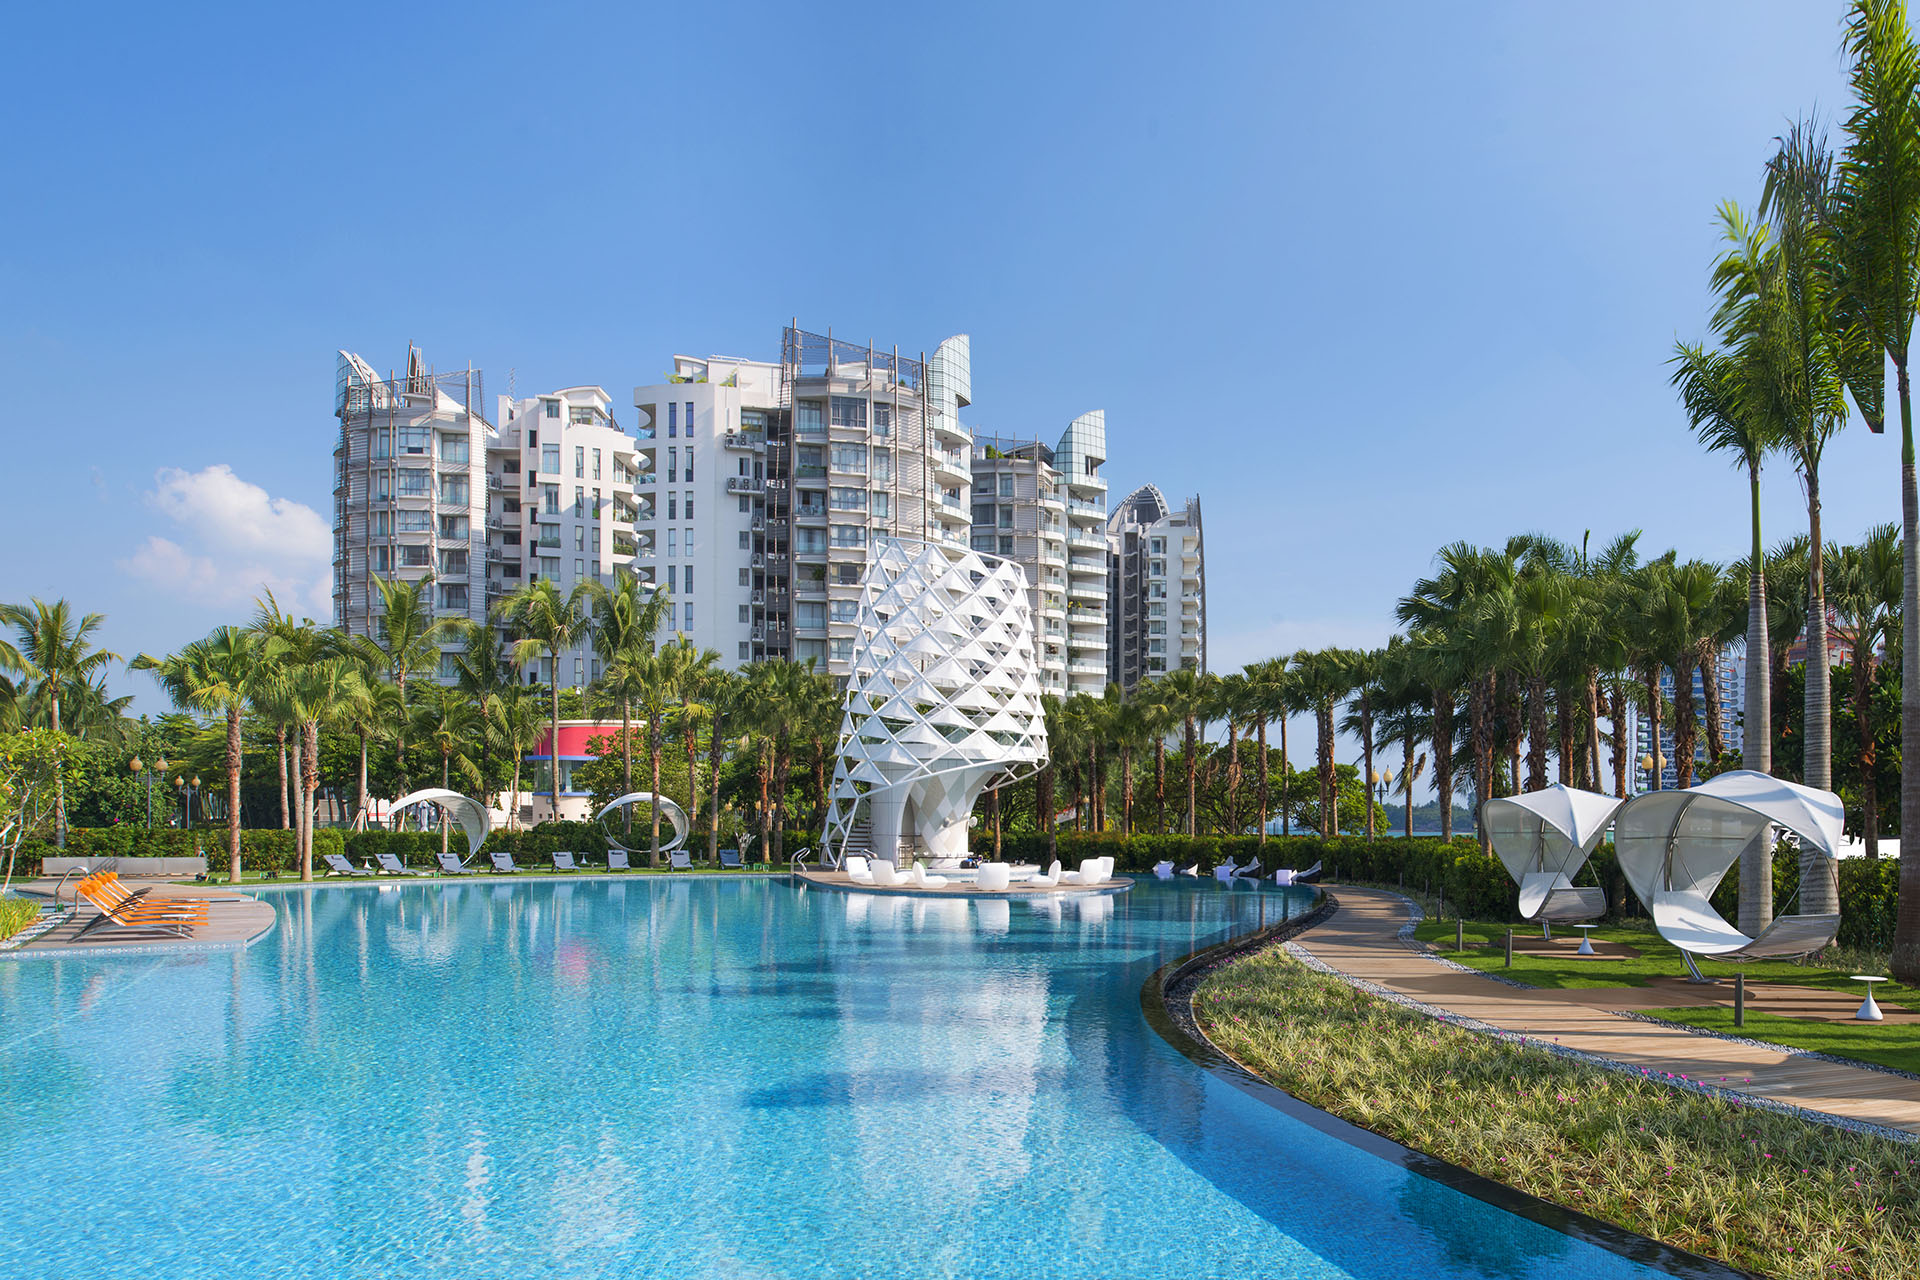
[{"left": 10, "top": 828, "right": 344, "bottom": 876}]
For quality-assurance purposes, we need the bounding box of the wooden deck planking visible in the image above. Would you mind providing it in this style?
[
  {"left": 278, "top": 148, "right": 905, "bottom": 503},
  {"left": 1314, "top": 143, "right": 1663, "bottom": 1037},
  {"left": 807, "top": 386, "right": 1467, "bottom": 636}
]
[{"left": 13, "top": 882, "right": 276, "bottom": 955}]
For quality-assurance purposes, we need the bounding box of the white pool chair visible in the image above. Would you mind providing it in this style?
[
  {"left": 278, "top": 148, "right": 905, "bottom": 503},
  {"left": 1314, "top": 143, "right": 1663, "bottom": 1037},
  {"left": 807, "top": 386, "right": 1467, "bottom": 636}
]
[
  {"left": 1060, "top": 858, "right": 1102, "bottom": 885},
  {"left": 1213, "top": 859, "right": 1248, "bottom": 881},
  {"left": 845, "top": 855, "right": 874, "bottom": 884},
  {"left": 1152, "top": 861, "right": 1175, "bottom": 879},
  {"left": 1027, "top": 860, "right": 1061, "bottom": 888},
  {"left": 1177, "top": 863, "right": 1199, "bottom": 877},
  {"left": 489, "top": 851, "right": 519, "bottom": 874},
  {"left": 976, "top": 862, "right": 1011, "bottom": 891},
  {"left": 1273, "top": 860, "right": 1322, "bottom": 886},
  {"left": 608, "top": 851, "right": 631, "bottom": 871},
  {"left": 868, "top": 860, "right": 907, "bottom": 887},
  {"left": 912, "top": 863, "right": 950, "bottom": 889},
  {"left": 552, "top": 851, "right": 583, "bottom": 872},
  {"left": 435, "top": 853, "right": 471, "bottom": 875},
  {"left": 669, "top": 851, "right": 692, "bottom": 870},
  {"left": 1614, "top": 770, "right": 1844, "bottom": 978}
]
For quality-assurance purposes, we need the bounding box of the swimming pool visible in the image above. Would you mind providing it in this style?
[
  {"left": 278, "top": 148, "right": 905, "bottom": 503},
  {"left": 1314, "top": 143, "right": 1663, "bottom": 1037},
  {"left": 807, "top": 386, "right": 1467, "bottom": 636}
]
[{"left": 0, "top": 878, "right": 1688, "bottom": 1279}]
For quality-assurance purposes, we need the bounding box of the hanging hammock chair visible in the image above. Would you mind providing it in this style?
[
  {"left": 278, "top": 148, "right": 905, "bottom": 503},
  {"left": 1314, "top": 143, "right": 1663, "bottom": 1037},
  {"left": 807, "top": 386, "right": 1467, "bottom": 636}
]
[
  {"left": 391, "top": 788, "right": 492, "bottom": 865},
  {"left": 1612, "top": 769, "right": 1841, "bottom": 975},
  {"left": 1481, "top": 784, "right": 1622, "bottom": 936}
]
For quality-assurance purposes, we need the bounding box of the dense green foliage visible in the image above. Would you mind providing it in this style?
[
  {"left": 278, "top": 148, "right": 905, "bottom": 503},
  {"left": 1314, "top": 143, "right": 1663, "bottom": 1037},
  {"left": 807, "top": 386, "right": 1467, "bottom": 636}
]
[{"left": 0, "top": 895, "right": 40, "bottom": 941}]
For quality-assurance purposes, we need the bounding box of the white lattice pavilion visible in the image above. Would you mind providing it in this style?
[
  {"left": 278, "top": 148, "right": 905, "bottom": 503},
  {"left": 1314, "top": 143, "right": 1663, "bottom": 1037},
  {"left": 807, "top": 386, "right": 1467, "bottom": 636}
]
[{"left": 822, "top": 538, "right": 1049, "bottom": 866}]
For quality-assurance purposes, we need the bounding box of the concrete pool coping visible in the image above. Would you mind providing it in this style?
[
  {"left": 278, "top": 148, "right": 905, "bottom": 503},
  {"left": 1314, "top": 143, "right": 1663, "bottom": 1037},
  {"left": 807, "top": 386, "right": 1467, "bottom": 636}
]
[{"left": 1142, "top": 890, "right": 1748, "bottom": 1280}]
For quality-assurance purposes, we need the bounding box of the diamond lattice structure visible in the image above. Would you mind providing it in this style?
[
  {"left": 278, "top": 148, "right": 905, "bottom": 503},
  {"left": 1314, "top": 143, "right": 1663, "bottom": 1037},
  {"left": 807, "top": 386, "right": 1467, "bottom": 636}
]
[{"left": 822, "top": 538, "right": 1049, "bottom": 864}]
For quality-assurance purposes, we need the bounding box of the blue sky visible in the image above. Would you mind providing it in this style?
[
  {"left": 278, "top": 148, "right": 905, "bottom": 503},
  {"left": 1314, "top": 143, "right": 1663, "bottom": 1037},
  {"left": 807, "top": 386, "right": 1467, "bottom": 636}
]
[{"left": 0, "top": 2, "right": 1897, "bottom": 790}]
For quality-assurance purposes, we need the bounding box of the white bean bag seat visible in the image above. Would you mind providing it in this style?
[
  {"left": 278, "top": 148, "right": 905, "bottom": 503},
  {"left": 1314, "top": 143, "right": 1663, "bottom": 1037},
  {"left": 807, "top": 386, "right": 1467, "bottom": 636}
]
[
  {"left": 975, "top": 862, "right": 1011, "bottom": 892},
  {"left": 1026, "top": 860, "right": 1062, "bottom": 888},
  {"left": 845, "top": 855, "right": 874, "bottom": 884},
  {"left": 1152, "top": 861, "right": 1174, "bottom": 879},
  {"left": 868, "top": 860, "right": 907, "bottom": 887}
]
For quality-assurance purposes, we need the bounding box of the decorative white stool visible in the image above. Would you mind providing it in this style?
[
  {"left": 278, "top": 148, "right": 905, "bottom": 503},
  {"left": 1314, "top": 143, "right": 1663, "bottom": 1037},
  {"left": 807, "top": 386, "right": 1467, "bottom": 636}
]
[
  {"left": 1851, "top": 975, "right": 1888, "bottom": 1022},
  {"left": 1574, "top": 924, "right": 1598, "bottom": 957}
]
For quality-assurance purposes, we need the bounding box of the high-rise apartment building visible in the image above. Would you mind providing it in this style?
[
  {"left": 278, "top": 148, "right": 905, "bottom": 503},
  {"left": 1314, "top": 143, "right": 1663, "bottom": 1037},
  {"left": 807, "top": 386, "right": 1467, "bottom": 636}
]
[
  {"left": 486, "top": 385, "right": 638, "bottom": 687},
  {"left": 970, "top": 411, "right": 1109, "bottom": 697},
  {"left": 1626, "top": 644, "right": 1744, "bottom": 792},
  {"left": 1107, "top": 485, "right": 1206, "bottom": 690},
  {"left": 633, "top": 324, "right": 974, "bottom": 678},
  {"left": 333, "top": 348, "right": 491, "bottom": 674}
]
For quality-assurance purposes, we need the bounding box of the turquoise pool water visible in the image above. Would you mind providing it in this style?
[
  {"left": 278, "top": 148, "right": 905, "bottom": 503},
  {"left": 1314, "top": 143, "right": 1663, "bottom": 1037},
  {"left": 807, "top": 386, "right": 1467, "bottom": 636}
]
[{"left": 0, "top": 878, "right": 1682, "bottom": 1279}]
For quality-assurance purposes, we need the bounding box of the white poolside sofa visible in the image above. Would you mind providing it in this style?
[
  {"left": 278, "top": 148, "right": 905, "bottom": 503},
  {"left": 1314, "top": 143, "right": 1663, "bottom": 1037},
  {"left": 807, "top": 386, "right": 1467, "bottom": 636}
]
[
  {"left": 845, "top": 855, "right": 875, "bottom": 884},
  {"left": 1026, "top": 860, "right": 1062, "bottom": 888},
  {"left": 868, "top": 860, "right": 908, "bottom": 887},
  {"left": 975, "top": 862, "right": 1012, "bottom": 892},
  {"left": 1060, "top": 856, "right": 1114, "bottom": 886},
  {"left": 911, "top": 863, "right": 950, "bottom": 889}
]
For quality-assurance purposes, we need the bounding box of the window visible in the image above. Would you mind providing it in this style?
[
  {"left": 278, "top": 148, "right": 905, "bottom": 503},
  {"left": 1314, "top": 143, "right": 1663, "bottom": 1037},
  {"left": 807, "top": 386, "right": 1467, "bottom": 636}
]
[
  {"left": 573, "top": 656, "right": 585, "bottom": 686},
  {"left": 1147, "top": 621, "right": 1166, "bottom": 636},
  {"left": 797, "top": 602, "right": 826, "bottom": 630},
  {"left": 830, "top": 599, "right": 857, "bottom": 623},
  {"left": 738, "top": 496, "right": 750, "bottom": 513},
  {"left": 573, "top": 487, "right": 585, "bottom": 517},
  {"left": 398, "top": 425, "right": 430, "bottom": 456},
  {"left": 398, "top": 468, "right": 431, "bottom": 497},
  {"left": 401, "top": 544, "right": 432, "bottom": 568},
  {"left": 398, "top": 509, "right": 432, "bottom": 532},
  {"left": 738, "top": 531, "right": 750, "bottom": 549},
  {"left": 368, "top": 510, "right": 393, "bottom": 537},
  {"left": 739, "top": 605, "right": 750, "bottom": 623},
  {"left": 829, "top": 639, "right": 852, "bottom": 663},
  {"left": 667, "top": 529, "right": 677, "bottom": 556},
  {"left": 666, "top": 565, "right": 677, "bottom": 592},
  {"left": 668, "top": 494, "right": 678, "bottom": 520},
  {"left": 973, "top": 504, "right": 994, "bottom": 526},
  {"left": 438, "top": 515, "right": 467, "bottom": 539},
  {"left": 371, "top": 429, "right": 391, "bottom": 460},
  {"left": 542, "top": 444, "right": 560, "bottom": 474},
  {"left": 872, "top": 449, "right": 891, "bottom": 483},
  {"left": 543, "top": 484, "right": 560, "bottom": 515},
  {"left": 998, "top": 507, "right": 1013, "bottom": 529},
  {"left": 682, "top": 565, "right": 692, "bottom": 595},
  {"left": 438, "top": 549, "right": 468, "bottom": 576},
  {"left": 686, "top": 446, "right": 693, "bottom": 482},
  {"left": 796, "top": 401, "right": 824, "bottom": 435},
  {"left": 685, "top": 496, "right": 693, "bottom": 520},
  {"left": 871, "top": 492, "right": 888, "bottom": 519},
  {"left": 738, "top": 568, "right": 750, "bottom": 586},
  {"left": 683, "top": 603, "right": 692, "bottom": 630},
  {"left": 999, "top": 473, "right": 1014, "bottom": 498},
  {"left": 836, "top": 563, "right": 859, "bottom": 585},
  {"left": 684, "top": 526, "right": 693, "bottom": 551},
  {"left": 739, "top": 642, "right": 751, "bottom": 660},
  {"left": 830, "top": 396, "right": 866, "bottom": 429},
  {"left": 831, "top": 444, "right": 866, "bottom": 473},
  {"left": 544, "top": 399, "right": 559, "bottom": 419},
  {"left": 574, "top": 558, "right": 585, "bottom": 580},
  {"left": 574, "top": 446, "right": 585, "bottom": 478},
  {"left": 591, "top": 488, "right": 600, "bottom": 518},
  {"left": 440, "top": 433, "right": 469, "bottom": 463},
  {"left": 592, "top": 449, "right": 602, "bottom": 479},
  {"left": 1150, "top": 560, "right": 1166, "bottom": 577},
  {"left": 685, "top": 402, "right": 693, "bottom": 434},
  {"left": 440, "top": 475, "right": 469, "bottom": 505},
  {"left": 667, "top": 402, "right": 678, "bottom": 437},
  {"left": 668, "top": 447, "right": 678, "bottom": 482},
  {"left": 541, "top": 556, "right": 561, "bottom": 578},
  {"left": 999, "top": 536, "right": 1014, "bottom": 556},
  {"left": 796, "top": 444, "right": 825, "bottom": 475},
  {"left": 873, "top": 403, "right": 890, "bottom": 436},
  {"left": 830, "top": 487, "right": 866, "bottom": 511},
  {"left": 1150, "top": 538, "right": 1165, "bottom": 555},
  {"left": 972, "top": 532, "right": 996, "bottom": 551},
  {"left": 575, "top": 527, "right": 586, "bottom": 551},
  {"left": 797, "top": 527, "right": 827, "bottom": 553},
  {"left": 369, "top": 545, "right": 392, "bottom": 572},
  {"left": 831, "top": 524, "right": 866, "bottom": 548},
  {"left": 590, "top": 527, "right": 600, "bottom": 553}
]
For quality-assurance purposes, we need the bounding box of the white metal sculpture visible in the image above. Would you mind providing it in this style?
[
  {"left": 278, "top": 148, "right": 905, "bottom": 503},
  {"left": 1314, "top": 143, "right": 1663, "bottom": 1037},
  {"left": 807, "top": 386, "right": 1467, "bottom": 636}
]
[
  {"left": 821, "top": 538, "right": 1048, "bottom": 867},
  {"left": 390, "top": 788, "right": 491, "bottom": 864},
  {"left": 595, "top": 792, "right": 690, "bottom": 855}
]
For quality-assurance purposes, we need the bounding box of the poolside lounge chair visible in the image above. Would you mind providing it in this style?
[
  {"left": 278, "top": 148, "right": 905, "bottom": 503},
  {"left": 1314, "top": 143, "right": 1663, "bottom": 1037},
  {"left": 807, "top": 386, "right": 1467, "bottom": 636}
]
[
  {"left": 489, "top": 851, "right": 519, "bottom": 874},
  {"left": 1027, "top": 859, "right": 1061, "bottom": 888},
  {"left": 323, "top": 853, "right": 360, "bottom": 876},
  {"left": 608, "top": 851, "right": 631, "bottom": 871},
  {"left": 845, "top": 855, "right": 874, "bottom": 884},
  {"left": 1614, "top": 770, "right": 1844, "bottom": 977},
  {"left": 1213, "top": 859, "right": 1249, "bottom": 881},
  {"left": 1272, "top": 861, "right": 1321, "bottom": 886},
  {"left": 975, "top": 862, "right": 1011, "bottom": 891},
  {"left": 1152, "top": 861, "right": 1175, "bottom": 879},
  {"left": 435, "top": 853, "right": 471, "bottom": 875},
  {"left": 1061, "top": 857, "right": 1113, "bottom": 886},
  {"left": 374, "top": 853, "right": 425, "bottom": 876},
  {"left": 669, "top": 851, "right": 692, "bottom": 870},
  {"left": 73, "top": 877, "right": 209, "bottom": 940},
  {"left": 868, "top": 860, "right": 907, "bottom": 887},
  {"left": 912, "top": 863, "right": 950, "bottom": 889},
  {"left": 719, "top": 849, "right": 744, "bottom": 870},
  {"left": 1177, "top": 863, "right": 1199, "bottom": 877},
  {"left": 552, "top": 851, "right": 583, "bottom": 872},
  {"left": 85, "top": 873, "right": 225, "bottom": 916}
]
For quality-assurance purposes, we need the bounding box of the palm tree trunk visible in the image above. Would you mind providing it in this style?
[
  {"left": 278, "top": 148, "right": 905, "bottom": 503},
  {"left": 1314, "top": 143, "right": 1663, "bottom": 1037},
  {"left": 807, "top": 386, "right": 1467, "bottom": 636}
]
[
  {"left": 707, "top": 722, "right": 724, "bottom": 864},
  {"left": 277, "top": 727, "right": 290, "bottom": 829},
  {"left": 1432, "top": 688, "right": 1453, "bottom": 841},
  {"left": 1803, "top": 468, "right": 1840, "bottom": 915},
  {"left": 303, "top": 720, "right": 319, "bottom": 881},
  {"left": 1894, "top": 359, "right": 1920, "bottom": 982},
  {"left": 1857, "top": 639, "right": 1879, "bottom": 859},
  {"left": 685, "top": 724, "right": 701, "bottom": 861},
  {"left": 225, "top": 706, "right": 244, "bottom": 882},
  {"left": 1644, "top": 667, "right": 1662, "bottom": 793},
  {"left": 1155, "top": 737, "right": 1167, "bottom": 835},
  {"left": 1279, "top": 715, "right": 1291, "bottom": 836},
  {"left": 1586, "top": 675, "right": 1603, "bottom": 791},
  {"left": 649, "top": 712, "right": 663, "bottom": 867},
  {"left": 1672, "top": 656, "right": 1698, "bottom": 790},
  {"left": 1184, "top": 715, "right": 1198, "bottom": 836},
  {"left": 355, "top": 731, "right": 369, "bottom": 830},
  {"left": 1121, "top": 744, "right": 1134, "bottom": 834},
  {"left": 1359, "top": 697, "right": 1374, "bottom": 840},
  {"left": 755, "top": 741, "right": 772, "bottom": 863},
  {"left": 1525, "top": 676, "right": 1548, "bottom": 792},
  {"left": 1740, "top": 468, "right": 1775, "bottom": 937},
  {"left": 51, "top": 687, "right": 66, "bottom": 848},
  {"left": 1699, "top": 643, "right": 1725, "bottom": 764},
  {"left": 1402, "top": 737, "right": 1415, "bottom": 838},
  {"left": 548, "top": 653, "right": 562, "bottom": 826},
  {"left": 1255, "top": 717, "right": 1269, "bottom": 844},
  {"left": 1038, "top": 763, "right": 1056, "bottom": 861}
]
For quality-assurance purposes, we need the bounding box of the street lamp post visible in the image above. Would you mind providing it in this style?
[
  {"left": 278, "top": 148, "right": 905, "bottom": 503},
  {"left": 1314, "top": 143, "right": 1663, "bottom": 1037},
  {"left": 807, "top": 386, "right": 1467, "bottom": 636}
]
[
  {"left": 1369, "top": 767, "right": 1393, "bottom": 841},
  {"left": 175, "top": 774, "right": 200, "bottom": 831},
  {"left": 129, "top": 755, "right": 169, "bottom": 829},
  {"left": 1639, "top": 753, "right": 1666, "bottom": 794}
]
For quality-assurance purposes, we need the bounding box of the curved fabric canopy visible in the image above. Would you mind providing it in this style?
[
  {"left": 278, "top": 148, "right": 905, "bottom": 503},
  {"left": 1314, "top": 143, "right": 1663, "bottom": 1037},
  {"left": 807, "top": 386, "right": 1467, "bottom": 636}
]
[
  {"left": 1482, "top": 785, "right": 1623, "bottom": 885},
  {"left": 1613, "top": 769, "right": 1843, "bottom": 908},
  {"left": 596, "top": 792, "right": 690, "bottom": 854},
  {"left": 390, "top": 788, "right": 492, "bottom": 862}
]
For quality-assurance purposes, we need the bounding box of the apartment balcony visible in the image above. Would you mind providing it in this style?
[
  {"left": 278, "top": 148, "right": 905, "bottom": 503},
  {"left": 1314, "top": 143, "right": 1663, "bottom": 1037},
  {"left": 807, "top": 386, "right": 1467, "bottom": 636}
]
[
  {"left": 1068, "top": 529, "right": 1105, "bottom": 551},
  {"left": 727, "top": 477, "right": 765, "bottom": 494},
  {"left": 633, "top": 473, "right": 656, "bottom": 486},
  {"left": 1067, "top": 499, "right": 1105, "bottom": 518},
  {"left": 723, "top": 431, "right": 766, "bottom": 452},
  {"left": 795, "top": 505, "right": 827, "bottom": 522},
  {"left": 932, "top": 451, "right": 969, "bottom": 482},
  {"left": 1068, "top": 660, "right": 1106, "bottom": 677},
  {"left": 750, "top": 515, "right": 766, "bottom": 531},
  {"left": 1068, "top": 582, "right": 1105, "bottom": 602},
  {"left": 1069, "top": 555, "right": 1105, "bottom": 574}
]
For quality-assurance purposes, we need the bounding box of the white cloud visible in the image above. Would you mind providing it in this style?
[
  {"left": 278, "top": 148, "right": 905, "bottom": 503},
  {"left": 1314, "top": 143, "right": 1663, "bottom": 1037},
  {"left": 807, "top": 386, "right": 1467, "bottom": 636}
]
[{"left": 117, "top": 466, "right": 333, "bottom": 619}]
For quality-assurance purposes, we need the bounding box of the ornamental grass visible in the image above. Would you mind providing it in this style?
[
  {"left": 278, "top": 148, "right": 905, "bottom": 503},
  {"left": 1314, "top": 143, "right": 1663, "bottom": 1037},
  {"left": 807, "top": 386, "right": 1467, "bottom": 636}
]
[{"left": 1195, "top": 949, "right": 1918, "bottom": 1280}]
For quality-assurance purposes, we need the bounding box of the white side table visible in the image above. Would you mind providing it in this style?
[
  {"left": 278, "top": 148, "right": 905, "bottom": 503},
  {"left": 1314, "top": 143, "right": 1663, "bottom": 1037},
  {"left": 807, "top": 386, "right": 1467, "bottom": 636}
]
[
  {"left": 1574, "top": 924, "right": 1598, "bottom": 957},
  {"left": 1851, "top": 975, "right": 1888, "bottom": 1022}
]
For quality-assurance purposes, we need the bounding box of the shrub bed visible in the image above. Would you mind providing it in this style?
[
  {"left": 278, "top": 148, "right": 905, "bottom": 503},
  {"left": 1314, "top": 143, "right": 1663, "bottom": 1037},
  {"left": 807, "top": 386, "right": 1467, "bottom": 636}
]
[
  {"left": 12, "top": 828, "right": 344, "bottom": 876},
  {"left": 0, "top": 896, "right": 40, "bottom": 942}
]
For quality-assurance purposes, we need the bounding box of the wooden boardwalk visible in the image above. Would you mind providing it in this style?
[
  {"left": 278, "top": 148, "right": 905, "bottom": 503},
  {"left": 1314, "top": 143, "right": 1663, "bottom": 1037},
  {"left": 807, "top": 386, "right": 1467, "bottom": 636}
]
[
  {"left": 9, "top": 882, "right": 275, "bottom": 956},
  {"left": 1293, "top": 886, "right": 1920, "bottom": 1136}
]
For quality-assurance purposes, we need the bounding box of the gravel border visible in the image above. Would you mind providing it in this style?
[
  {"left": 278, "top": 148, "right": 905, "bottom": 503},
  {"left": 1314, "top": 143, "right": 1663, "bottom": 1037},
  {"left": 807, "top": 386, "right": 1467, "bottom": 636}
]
[{"left": 1268, "top": 891, "right": 1919, "bottom": 1145}]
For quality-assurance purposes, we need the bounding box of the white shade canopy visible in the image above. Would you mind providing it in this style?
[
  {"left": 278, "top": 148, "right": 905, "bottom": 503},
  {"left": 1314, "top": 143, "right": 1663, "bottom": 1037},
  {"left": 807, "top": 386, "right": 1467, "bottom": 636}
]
[
  {"left": 1613, "top": 769, "right": 1843, "bottom": 908},
  {"left": 596, "top": 792, "right": 690, "bottom": 854},
  {"left": 1482, "top": 785, "right": 1624, "bottom": 885},
  {"left": 390, "top": 788, "right": 491, "bottom": 861}
]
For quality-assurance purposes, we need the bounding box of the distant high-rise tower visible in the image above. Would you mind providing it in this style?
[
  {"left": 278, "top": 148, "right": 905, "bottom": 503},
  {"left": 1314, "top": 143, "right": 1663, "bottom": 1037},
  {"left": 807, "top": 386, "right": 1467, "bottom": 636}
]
[{"left": 1106, "top": 486, "right": 1205, "bottom": 691}]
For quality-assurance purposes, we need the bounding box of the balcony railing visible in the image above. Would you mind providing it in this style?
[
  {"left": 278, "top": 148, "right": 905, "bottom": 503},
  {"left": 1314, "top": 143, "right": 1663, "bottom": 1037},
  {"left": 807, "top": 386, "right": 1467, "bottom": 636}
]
[{"left": 726, "top": 477, "right": 764, "bottom": 493}]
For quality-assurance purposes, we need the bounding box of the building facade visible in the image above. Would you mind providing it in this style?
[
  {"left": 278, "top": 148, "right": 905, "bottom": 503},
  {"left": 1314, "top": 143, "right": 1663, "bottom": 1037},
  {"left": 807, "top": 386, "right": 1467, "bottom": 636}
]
[
  {"left": 1625, "top": 643, "right": 1744, "bottom": 792},
  {"left": 1106, "top": 485, "right": 1206, "bottom": 690}
]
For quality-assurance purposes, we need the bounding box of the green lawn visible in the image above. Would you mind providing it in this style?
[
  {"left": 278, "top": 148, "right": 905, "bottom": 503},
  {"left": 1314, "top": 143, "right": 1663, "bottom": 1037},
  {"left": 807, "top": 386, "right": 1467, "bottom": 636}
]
[
  {"left": 1412, "top": 919, "right": 1918, "bottom": 1073},
  {"left": 1197, "top": 948, "right": 1920, "bottom": 1280}
]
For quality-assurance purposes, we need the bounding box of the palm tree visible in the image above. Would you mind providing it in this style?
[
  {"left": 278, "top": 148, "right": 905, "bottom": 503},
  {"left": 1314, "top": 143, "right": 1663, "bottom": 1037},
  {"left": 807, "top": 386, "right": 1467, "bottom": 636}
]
[
  {"left": 1830, "top": 523, "right": 1903, "bottom": 856},
  {"left": 703, "top": 670, "right": 743, "bottom": 863},
  {"left": 500, "top": 578, "right": 595, "bottom": 824},
  {"left": 1290, "top": 649, "right": 1352, "bottom": 838},
  {"left": 1337, "top": 650, "right": 1385, "bottom": 838},
  {"left": 358, "top": 573, "right": 448, "bottom": 794},
  {"left": 283, "top": 657, "right": 370, "bottom": 879},
  {"left": 448, "top": 617, "right": 515, "bottom": 811},
  {"left": 132, "top": 627, "right": 267, "bottom": 882},
  {"left": 1825, "top": 0, "right": 1920, "bottom": 980},
  {"left": 488, "top": 684, "right": 546, "bottom": 830},
  {"left": 1037, "top": 694, "right": 1068, "bottom": 859},
  {"left": 1156, "top": 669, "right": 1208, "bottom": 836},
  {"left": 3, "top": 599, "right": 119, "bottom": 846},
  {"left": 1242, "top": 657, "right": 1290, "bottom": 843},
  {"left": 1672, "top": 342, "right": 1783, "bottom": 775},
  {"left": 669, "top": 642, "right": 721, "bottom": 859},
  {"left": 586, "top": 570, "right": 668, "bottom": 804}
]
